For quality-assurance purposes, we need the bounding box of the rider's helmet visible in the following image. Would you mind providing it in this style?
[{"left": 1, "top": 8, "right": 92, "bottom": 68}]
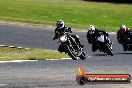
[
  {"left": 56, "top": 20, "right": 65, "bottom": 29},
  {"left": 88, "top": 25, "right": 95, "bottom": 34},
  {"left": 120, "top": 25, "right": 127, "bottom": 32}
]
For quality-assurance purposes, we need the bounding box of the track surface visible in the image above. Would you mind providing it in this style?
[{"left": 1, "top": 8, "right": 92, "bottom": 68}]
[{"left": 0, "top": 23, "right": 132, "bottom": 88}]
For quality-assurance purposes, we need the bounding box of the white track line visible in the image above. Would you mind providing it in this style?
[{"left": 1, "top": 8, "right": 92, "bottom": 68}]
[
  {"left": 61, "top": 58, "right": 72, "bottom": 60},
  {"left": 46, "top": 58, "right": 70, "bottom": 60},
  {"left": 0, "top": 45, "right": 30, "bottom": 49},
  {"left": 9, "top": 46, "right": 16, "bottom": 48},
  {"left": 17, "top": 47, "right": 24, "bottom": 49},
  {"left": 108, "top": 32, "right": 116, "bottom": 34},
  {"left": 0, "top": 60, "right": 38, "bottom": 63},
  {"left": 25, "top": 48, "right": 30, "bottom": 50},
  {"left": 46, "top": 55, "right": 92, "bottom": 61},
  {"left": 75, "top": 30, "right": 116, "bottom": 34},
  {"left": 0, "top": 45, "right": 7, "bottom": 47},
  {"left": 0, "top": 84, "right": 8, "bottom": 86}
]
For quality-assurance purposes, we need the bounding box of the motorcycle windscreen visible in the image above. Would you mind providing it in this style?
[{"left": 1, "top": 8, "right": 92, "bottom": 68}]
[{"left": 97, "top": 35, "right": 105, "bottom": 42}]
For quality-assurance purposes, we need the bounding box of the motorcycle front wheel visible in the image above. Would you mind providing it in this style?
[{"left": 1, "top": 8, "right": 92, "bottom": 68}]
[
  {"left": 79, "top": 52, "right": 86, "bottom": 60},
  {"left": 106, "top": 43, "right": 113, "bottom": 56},
  {"left": 66, "top": 45, "right": 78, "bottom": 60}
]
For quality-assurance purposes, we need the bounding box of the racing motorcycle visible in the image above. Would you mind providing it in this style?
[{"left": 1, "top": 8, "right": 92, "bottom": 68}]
[
  {"left": 122, "top": 30, "right": 132, "bottom": 51},
  {"left": 95, "top": 34, "right": 113, "bottom": 56},
  {"left": 117, "top": 30, "right": 125, "bottom": 44},
  {"left": 55, "top": 31, "right": 86, "bottom": 60}
]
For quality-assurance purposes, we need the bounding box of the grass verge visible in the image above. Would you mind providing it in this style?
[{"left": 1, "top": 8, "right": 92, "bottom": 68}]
[
  {"left": 0, "top": 47, "right": 69, "bottom": 61},
  {"left": 0, "top": 0, "right": 132, "bottom": 31}
]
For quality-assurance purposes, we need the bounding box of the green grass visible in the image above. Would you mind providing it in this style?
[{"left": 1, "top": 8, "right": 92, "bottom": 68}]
[
  {"left": 0, "top": 0, "right": 132, "bottom": 31},
  {"left": 0, "top": 47, "right": 69, "bottom": 61}
]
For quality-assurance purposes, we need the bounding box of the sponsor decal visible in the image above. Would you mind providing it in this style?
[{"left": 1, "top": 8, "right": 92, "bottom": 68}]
[{"left": 76, "top": 66, "right": 131, "bottom": 85}]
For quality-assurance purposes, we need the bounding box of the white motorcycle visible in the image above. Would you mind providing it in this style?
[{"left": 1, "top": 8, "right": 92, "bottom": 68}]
[{"left": 96, "top": 34, "right": 113, "bottom": 56}]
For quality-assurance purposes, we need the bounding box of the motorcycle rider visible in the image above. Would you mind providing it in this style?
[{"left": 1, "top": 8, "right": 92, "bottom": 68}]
[
  {"left": 86, "top": 25, "right": 110, "bottom": 52},
  {"left": 117, "top": 25, "right": 129, "bottom": 44},
  {"left": 53, "top": 20, "right": 84, "bottom": 53},
  {"left": 117, "top": 25, "right": 131, "bottom": 51}
]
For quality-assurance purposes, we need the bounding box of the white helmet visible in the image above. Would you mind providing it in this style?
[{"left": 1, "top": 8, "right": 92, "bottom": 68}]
[
  {"left": 56, "top": 20, "right": 64, "bottom": 29},
  {"left": 88, "top": 25, "right": 95, "bottom": 34},
  {"left": 120, "top": 25, "right": 126, "bottom": 29},
  {"left": 120, "top": 25, "right": 126, "bottom": 32}
]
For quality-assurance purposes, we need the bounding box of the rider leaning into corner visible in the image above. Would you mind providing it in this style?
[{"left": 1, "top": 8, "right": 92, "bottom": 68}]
[
  {"left": 117, "top": 25, "right": 129, "bottom": 44},
  {"left": 117, "top": 25, "right": 131, "bottom": 51},
  {"left": 53, "top": 20, "right": 84, "bottom": 53},
  {"left": 86, "top": 25, "right": 112, "bottom": 52}
]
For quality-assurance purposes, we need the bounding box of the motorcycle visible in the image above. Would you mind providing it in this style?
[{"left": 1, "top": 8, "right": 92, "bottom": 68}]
[
  {"left": 55, "top": 31, "right": 86, "bottom": 60},
  {"left": 96, "top": 34, "right": 113, "bottom": 56},
  {"left": 117, "top": 30, "right": 125, "bottom": 44},
  {"left": 122, "top": 30, "right": 132, "bottom": 51}
]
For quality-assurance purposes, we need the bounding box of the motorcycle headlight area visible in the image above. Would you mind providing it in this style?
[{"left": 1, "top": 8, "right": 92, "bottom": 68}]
[
  {"left": 60, "top": 35, "right": 67, "bottom": 42},
  {"left": 89, "top": 30, "right": 94, "bottom": 34}
]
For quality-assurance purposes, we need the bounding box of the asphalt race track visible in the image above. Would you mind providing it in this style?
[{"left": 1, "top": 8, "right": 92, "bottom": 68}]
[{"left": 0, "top": 23, "right": 132, "bottom": 88}]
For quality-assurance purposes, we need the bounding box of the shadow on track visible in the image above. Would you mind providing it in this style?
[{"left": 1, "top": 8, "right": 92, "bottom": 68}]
[
  {"left": 93, "top": 52, "right": 132, "bottom": 56},
  {"left": 115, "top": 52, "right": 132, "bottom": 55},
  {"left": 93, "top": 54, "right": 109, "bottom": 56}
]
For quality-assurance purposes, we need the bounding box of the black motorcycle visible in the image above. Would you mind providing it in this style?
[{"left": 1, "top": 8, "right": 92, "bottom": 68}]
[
  {"left": 55, "top": 31, "right": 86, "bottom": 60},
  {"left": 122, "top": 30, "right": 132, "bottom": 51},
  {"left": 96, "top": 35, "right": 113, "bottom": 56}
]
